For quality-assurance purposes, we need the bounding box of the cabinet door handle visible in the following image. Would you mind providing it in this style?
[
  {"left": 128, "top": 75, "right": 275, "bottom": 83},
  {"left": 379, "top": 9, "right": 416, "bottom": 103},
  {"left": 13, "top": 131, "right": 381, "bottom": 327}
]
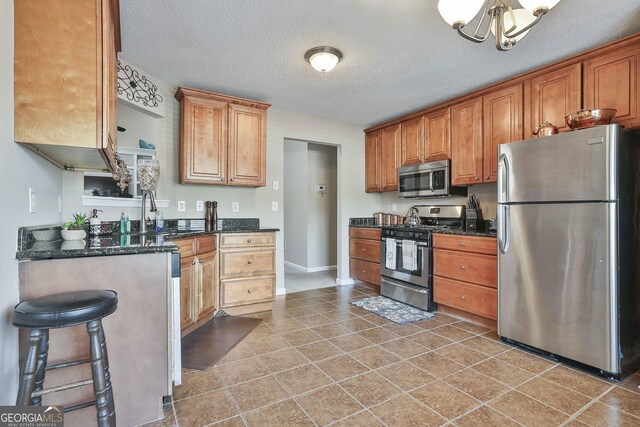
[
  {"left": 192, "top": 260, "right": 196, "bottom": 265},
  {"left": 199, "top": 260, "right": 203, "bottom": 264},
  {"left": 231, "top": 178, "right": 235, "bottom": 182},
  {"left": 485, "top": 176, "right": 489, "bottom": 180},
  {"left": 248, "top": 260, "right": 252, "bottom": 264},
  {"left": 247, "top": 239, "right": 252, "bottom": 243},
  {"left": 459, "top": 242, "right": 465, "bottom": 246},
  {"left": 460, "top": 295, "right": 466, "bottom": 300},
  {"left": 460, "top": 265, "right": 466, "bottom": 269},
  {"left": 247, "top": 289, "right": 252, "bottom": 293},
  {"left": 220, "top": 177, "right": 224, "bottom": 181},
  {"left": 474, "top": 177, "right": 479, "bottom": 181}
]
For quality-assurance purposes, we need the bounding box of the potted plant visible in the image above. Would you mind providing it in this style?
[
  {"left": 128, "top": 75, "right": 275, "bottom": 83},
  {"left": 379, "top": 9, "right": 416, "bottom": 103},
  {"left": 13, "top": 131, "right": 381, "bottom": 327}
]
[{"left": 61, "top": 213, "right": 88, "bottom": 240}]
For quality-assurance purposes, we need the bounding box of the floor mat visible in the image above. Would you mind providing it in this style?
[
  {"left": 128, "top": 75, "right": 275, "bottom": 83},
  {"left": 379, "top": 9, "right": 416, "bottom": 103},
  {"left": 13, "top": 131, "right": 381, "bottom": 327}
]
[
  {"left": 181, "top": 314, "right": 262, "bottom": 370},
  {"left": 350, "top": 296, "right": 434, "bottom": 324}
]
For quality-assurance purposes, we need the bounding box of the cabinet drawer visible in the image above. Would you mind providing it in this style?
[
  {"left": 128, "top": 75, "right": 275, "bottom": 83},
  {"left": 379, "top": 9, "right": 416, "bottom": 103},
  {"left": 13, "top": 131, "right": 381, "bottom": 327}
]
[
  {"left": 433, "top": 234, "right": 496, "bottom": 255},
  {"left": 196, "top": 235, "right": 217, "bottom": 254},
  {"left": 434, "top": 249, "right": 497, "bottom": 288},
  {"left": 349, "top": 238, "right": 381, "bottom": 263},
  {"left": 350, "top": 258, "right": 380, "bottom": 286},
  {"left": 173, "top": 238, "right": 196, "bottom": 258},
  {"left": 220, "top": 233, "right": 275, "bottom": 248},
  {"left": 434, "top": 276, "right": 497, "bottom": 320},
  {"left": 349, "top": 227, "right": 381, "bottom": 240},
  {"left": 220, "top": 249, "right": 275, "bottom": 279},
  {"left": 221, "top": 276, "right": 275, "bottom": 307}
]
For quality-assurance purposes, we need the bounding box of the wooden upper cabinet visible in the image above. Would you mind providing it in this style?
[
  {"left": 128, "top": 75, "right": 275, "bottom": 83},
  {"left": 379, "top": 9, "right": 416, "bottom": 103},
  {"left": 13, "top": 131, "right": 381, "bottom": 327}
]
[
  {"left": 400, "top": 116, "right": 424, "bottom": 166},
  {"left": 451, "top": 97, "right": 483, "bottom": 186},
  {"left": 14, "top": 0, "right": 121, "bottom": 171},
  {"left": 482, "top": 83, "right": 523, "bottom": 183},
  {"left": 179, "top": 96, "right": 228, "bottom": 184},
  {"left": 526, "top": 63, "right": 581, "bottom": 135},
  {"left": 175, "top": 87, "right": 270, "bottom": 187},
  {"left": 380, "top": 124, "right": 401, "bottom": 191},
  {"left": 584, "top": 44, "right": 640, "bottom": 129},
  {"left": 424, "top": 108, "right": 451, "bottom": 162},
  {"left": 365, "top": 131, "right": 381, "bottom": 193},
  {"left": 228, "top": 104, "right": 267, "bottom": 186}
]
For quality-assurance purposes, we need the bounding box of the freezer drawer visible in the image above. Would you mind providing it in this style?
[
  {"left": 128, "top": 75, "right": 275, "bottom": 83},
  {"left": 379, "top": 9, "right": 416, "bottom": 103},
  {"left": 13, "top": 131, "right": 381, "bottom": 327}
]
[
  {"left": 498, "top": 202, "right": 618, "bottom": 373},
  {"left": 498, "top": 125, "right": 618, "bottom": 203}
]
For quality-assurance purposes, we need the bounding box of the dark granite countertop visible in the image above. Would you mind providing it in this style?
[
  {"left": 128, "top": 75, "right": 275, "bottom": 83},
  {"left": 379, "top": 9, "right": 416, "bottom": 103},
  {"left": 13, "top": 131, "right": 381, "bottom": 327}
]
[
  {"left": 433, "top": 229, "right": 497, "bottom": 238},
  {"left": 17, "top": 218, "right": 279, "bottom": 261}
]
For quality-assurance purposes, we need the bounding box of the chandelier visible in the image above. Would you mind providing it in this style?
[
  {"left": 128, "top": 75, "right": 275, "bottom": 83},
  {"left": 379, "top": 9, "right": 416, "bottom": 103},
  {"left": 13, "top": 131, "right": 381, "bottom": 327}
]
[{"left": 437, "top": 0, "right": 561, "bottom": 51}]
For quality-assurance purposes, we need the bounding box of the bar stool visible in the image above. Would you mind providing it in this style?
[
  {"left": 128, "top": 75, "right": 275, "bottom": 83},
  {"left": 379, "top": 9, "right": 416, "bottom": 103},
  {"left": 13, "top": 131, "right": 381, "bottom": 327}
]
[{"left": 13, "top": 290, "right": 118, "bottom": 427}]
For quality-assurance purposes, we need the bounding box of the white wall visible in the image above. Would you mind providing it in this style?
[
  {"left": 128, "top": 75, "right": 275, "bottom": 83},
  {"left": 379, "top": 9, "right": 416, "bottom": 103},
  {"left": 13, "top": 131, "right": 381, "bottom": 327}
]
[
  {"left": 283, "top": 140, "right": 308, "bottom": 267},
  {"left": 307, "top": 144, "right": 337, "bottom": 268},
  {"left": 0, "top": 0, "right": 64, "bottom": 404},
  {"left": 380, "top": 183, "right": 498, "bottom": 220}
]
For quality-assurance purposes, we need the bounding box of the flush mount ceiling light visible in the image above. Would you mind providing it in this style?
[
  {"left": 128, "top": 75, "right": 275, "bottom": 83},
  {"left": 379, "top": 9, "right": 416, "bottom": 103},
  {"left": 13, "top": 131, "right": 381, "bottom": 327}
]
[
  {"left": 437, "top": 0, "right": 561, "bottom": 51},
  {"left": 304, "top": 46, "right": 343, "bottom": 73}
]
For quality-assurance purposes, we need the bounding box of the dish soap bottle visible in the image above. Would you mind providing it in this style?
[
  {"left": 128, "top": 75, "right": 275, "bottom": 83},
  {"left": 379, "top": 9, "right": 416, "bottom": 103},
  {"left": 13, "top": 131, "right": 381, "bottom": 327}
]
[
  {"left": 155, "top": 211, "right": 164, "bottom": 232},
  {"left": 90, "top": 209, "right": 103, "bottom": 226}
]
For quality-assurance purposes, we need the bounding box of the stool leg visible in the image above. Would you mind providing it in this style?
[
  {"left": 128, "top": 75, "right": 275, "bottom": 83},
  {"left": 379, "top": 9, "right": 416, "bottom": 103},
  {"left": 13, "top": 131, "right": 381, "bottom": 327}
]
[
  {"left": 98, "top": 321, "right": 115, "bottom": 420},
  {"left": 87, "top": 320, "right": 115, "bottom": 427},
  {"left": 32, "top": 329, "right": 49, "bottom": 405},
  {"left": 16, "top": 329, "right": 44, "bottom": 405}
]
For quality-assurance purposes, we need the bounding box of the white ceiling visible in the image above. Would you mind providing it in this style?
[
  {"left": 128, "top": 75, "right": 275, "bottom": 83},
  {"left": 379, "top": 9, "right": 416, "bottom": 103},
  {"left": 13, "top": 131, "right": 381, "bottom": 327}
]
[{"left": 120, "top": 0, "right": 640, "bottom": 128}]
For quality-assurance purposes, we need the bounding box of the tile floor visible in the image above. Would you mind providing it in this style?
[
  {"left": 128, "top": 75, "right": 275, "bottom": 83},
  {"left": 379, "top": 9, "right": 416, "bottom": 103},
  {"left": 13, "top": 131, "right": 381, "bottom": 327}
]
[{"left": 147, "top": 284, "right": 640, "bottom": 427}]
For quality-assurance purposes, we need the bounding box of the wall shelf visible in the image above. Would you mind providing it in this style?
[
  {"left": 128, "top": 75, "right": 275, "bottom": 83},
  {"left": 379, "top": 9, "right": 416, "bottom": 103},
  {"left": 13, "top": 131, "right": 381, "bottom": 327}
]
[{"left": 81, "top": 195, "right": 170, "bottom": 208}]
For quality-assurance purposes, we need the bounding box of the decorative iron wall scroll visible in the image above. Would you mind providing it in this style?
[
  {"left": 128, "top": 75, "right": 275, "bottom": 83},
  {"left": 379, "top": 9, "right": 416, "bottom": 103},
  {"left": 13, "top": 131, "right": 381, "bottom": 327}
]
[{"left": 117, "top": 60, "right": 164, "bottom": 107}]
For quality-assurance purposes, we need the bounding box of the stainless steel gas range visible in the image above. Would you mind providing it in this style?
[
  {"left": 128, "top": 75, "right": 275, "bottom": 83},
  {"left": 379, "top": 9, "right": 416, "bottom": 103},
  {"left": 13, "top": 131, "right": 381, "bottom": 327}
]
[{"left": 380, "top": 205, "right": 465, "bottom": 312}]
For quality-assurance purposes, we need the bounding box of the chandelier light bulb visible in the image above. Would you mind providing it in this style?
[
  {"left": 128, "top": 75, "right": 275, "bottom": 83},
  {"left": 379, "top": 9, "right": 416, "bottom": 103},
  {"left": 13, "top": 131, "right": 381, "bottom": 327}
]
[
  {"left": 518, "top": 0, "right": 561, "bottom": 15},
  {"left": 491, "top": 8, "right": 537, "bottom": 44},
  {"left": 437, "top": 0, "right": 484, "bottom": 27}
]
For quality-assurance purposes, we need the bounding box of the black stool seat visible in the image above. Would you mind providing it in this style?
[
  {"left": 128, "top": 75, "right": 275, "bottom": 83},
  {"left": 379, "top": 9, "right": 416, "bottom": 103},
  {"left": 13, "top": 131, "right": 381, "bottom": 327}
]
[{"left": 13, "top": 290, "right": 118, "bottom": 329}]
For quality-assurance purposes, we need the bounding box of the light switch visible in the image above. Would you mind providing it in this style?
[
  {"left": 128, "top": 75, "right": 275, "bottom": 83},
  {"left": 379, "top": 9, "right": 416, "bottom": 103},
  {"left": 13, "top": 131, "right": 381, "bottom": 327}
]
[
  {"left": 196, "top": 201, "right": 204, "bottom": 212},
  {"left": 272, "top": 180, "right": 279, "bottom": 190},
  {"left": 272, "top": 201, "right": 278, "bottom": 211},
  {"left": 232, "top": 202, "right": 239, "bottom": 213},
  {"left": 177, "top": 201, "right": 186, "bottom": 212}
]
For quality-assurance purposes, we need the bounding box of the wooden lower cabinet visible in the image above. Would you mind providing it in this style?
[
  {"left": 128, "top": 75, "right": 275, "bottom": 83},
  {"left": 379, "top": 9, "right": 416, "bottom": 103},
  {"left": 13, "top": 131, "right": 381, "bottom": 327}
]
[
  {"left": 176, "top": 236, "right": 218, "bottom": 333},
  {"left": 221, "top": 276, "right": 275, "bottom": 308},
  {"left": 349, "top": 227, "right": 381, "bottom": 286},
  {"left": 433, "top": 234, "right": 497, "bottom": 322},
  {"left": 219, "top": 233, "right": 276, "bottom": 310}
]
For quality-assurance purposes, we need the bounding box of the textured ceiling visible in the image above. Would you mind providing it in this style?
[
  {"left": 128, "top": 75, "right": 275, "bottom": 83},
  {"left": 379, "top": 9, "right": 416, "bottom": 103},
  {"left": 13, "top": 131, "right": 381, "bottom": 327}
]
[{"left": 120, "top": 0, "right": 640, "bottom": 127}]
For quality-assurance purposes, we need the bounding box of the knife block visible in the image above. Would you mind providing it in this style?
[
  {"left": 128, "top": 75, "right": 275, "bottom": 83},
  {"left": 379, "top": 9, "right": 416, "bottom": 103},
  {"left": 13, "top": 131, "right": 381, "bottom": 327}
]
[{"left": 465, "top": 209, "right": 483, "bottom": 231}]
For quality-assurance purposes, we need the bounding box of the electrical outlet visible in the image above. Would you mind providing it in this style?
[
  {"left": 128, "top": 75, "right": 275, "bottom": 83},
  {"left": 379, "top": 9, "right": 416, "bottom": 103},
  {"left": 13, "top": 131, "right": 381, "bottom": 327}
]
[
  {"left": 58, "top": 195, "right": 62, "bottom": 214},
  {"left": 232, "top": 202, "right": 239, "bottom": 213},
  {"left": 177, "top": 201, "right": 186, "bottom": 212},
  {"left": 391, "top": 203, "right": 397, "bottom": 212},
  {"left": 196, "top": 201, "right": 204, "bottom": 212},
  {"left": 272, "top": 201, "right": 278, "bottom": 211},
  {"left": 272, "top": 180, "right": 279, "bottom": 190},
  {"left": 28, "top": 188, "right": 36, "bottom": 213}
]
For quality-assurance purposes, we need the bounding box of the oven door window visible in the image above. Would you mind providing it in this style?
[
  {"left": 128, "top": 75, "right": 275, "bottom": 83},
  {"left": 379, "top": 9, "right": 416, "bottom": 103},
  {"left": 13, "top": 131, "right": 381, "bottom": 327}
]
[
  {"left": 394, "top": 243, "right": 424, "bottom": 276},
  {"left": 399, "top": 171, "right": 431, "bottom": 193}
]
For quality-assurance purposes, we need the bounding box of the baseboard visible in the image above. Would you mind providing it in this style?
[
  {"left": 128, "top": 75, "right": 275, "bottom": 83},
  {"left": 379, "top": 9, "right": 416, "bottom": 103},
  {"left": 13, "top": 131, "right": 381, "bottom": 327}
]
[
  {"left": 307, "top": 265, "right": 337, "bottom": 273},
  {"left": 275, "top": 287, "right": 287, "bottom": 296},
  {"left": 284, "top": 261, "right": 337, "bottom": 273},
  {"left": 335, "top": 278, "right": 355, "bottom": 286}
]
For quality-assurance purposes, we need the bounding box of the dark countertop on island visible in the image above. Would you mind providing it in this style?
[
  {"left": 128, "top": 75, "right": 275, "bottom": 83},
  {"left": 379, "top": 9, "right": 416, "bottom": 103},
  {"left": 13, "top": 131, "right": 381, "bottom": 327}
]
[{"left": 17, "top": 218, "right": 279, "bottom": 261}]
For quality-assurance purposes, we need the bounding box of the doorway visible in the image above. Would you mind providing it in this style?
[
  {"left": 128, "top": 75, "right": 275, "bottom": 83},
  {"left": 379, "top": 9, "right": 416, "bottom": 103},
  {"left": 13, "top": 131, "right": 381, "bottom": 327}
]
[{"left": 283, "top": 139, "right": 338, "bottom": 293}]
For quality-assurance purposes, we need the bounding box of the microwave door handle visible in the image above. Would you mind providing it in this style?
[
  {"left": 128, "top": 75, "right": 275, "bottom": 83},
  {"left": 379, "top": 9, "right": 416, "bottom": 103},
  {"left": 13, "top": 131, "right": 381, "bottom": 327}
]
[{"left": 429, "top": 171, "right": 434, "bottom": 191}]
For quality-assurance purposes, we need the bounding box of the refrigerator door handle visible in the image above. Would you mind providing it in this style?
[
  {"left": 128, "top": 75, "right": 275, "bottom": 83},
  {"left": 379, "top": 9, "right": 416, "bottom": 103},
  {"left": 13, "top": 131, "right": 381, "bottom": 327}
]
[
  {"left": 498, "top": 205, "right": 510, "bottom": 254},
  {"left": 498, "top": 153, "right": 509, "bottom": 203}
]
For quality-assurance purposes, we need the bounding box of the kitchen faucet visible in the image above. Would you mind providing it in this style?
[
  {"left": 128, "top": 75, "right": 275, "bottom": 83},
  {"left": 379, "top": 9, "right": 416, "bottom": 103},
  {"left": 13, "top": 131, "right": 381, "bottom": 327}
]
[{"left": 140, "top": 190, "right": 157, "bottom": 234}]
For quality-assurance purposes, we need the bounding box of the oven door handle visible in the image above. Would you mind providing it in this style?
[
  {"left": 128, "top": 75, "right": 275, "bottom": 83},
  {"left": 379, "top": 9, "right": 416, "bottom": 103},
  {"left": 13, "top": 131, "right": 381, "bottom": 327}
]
[
  {"left": 381, "top": 238, "right": 429, "bottom": 247},
  {"left": 381, "top": 278, "right": 429, "bottom": 294}
]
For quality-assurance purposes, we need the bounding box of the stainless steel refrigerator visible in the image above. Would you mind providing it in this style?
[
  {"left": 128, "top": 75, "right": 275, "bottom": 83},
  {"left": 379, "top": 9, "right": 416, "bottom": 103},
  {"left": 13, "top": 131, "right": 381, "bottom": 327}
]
[{"left": 497, "top": 124, "right": 640, "bottom": 378}]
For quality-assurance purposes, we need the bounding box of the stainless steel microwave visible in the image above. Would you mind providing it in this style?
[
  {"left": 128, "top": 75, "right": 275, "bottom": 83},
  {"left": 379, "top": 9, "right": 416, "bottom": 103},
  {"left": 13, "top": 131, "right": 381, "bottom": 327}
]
[{"left": 398, "top": 160, "right": 467, "bottom": 198}]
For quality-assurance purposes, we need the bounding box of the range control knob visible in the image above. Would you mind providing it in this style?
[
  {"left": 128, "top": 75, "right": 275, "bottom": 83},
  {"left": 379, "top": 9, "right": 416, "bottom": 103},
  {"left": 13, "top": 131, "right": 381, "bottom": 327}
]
[
  {"left": 415, "top": 233, "right": 422, "bottom": 238},
  {"left": 390, "top": 230, "right": 396, "bottom": 236}
]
